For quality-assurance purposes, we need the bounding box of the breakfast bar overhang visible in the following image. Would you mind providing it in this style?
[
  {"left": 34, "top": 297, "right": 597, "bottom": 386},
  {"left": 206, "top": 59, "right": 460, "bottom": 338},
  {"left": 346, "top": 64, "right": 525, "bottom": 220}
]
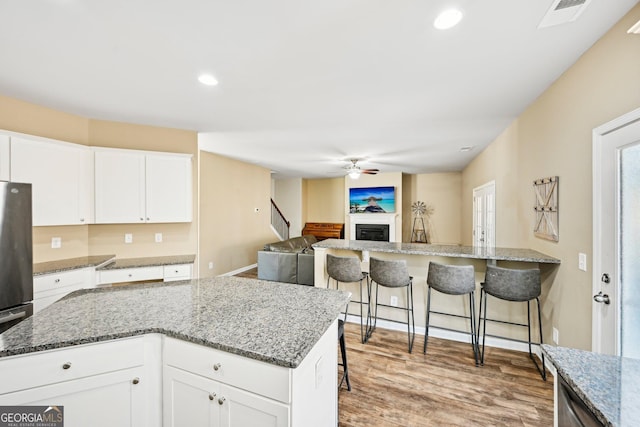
[{"left": 313, "top": 239, "right": 561, "bottom": 349}]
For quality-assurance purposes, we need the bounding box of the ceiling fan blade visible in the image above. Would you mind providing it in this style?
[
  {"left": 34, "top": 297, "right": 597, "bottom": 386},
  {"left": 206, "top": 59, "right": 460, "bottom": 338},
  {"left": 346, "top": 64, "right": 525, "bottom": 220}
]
[{"left": 361, "top": 169, "right": 379, "bottom": 174}]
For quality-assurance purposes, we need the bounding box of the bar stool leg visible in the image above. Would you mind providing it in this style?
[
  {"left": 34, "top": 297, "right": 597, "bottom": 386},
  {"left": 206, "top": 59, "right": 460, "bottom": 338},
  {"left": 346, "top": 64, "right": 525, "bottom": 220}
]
[
  {"left": 469, "top": 291, "right": 479, "bottom": 366},
  {"left": 479, "top": 288, "right": 488, "bottom": 366},
  {"left": 339, "top": 324, "right": 351, "bottom": 391},
  {"left": 423, "top": 286, "right": 432, "bottom": 354},
  {"left": 407, "top": 281, "right": 415, "bottom": 353}
]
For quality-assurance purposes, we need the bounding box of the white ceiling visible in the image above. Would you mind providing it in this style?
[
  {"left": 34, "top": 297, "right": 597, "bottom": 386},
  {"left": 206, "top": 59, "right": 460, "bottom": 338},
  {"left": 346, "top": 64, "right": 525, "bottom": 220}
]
[{"left": 1, "top": 0, "right": 637, "bottom": 179}]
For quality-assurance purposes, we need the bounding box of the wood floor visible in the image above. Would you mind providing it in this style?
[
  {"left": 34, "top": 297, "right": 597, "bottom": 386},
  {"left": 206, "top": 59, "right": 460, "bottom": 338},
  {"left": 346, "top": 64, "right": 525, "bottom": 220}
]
[
  {"left": 338, "top": 322, "right": 554, "bottom": 427},
  {"left": 236, "top": 268, "right": 554, "bottom": 426}
]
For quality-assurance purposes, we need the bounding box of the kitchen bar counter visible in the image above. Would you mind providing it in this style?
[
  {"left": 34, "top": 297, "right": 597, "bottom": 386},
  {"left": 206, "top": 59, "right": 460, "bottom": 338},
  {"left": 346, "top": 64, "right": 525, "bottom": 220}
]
[
  {"left": 543, "top": 345, "right": 640, "bottom": 427},
  {"left": 312, "top": 239, "right": 560, "bottom": 264},
  {"left": 0, "top": 277, "right": 350, "bottom": 368}
]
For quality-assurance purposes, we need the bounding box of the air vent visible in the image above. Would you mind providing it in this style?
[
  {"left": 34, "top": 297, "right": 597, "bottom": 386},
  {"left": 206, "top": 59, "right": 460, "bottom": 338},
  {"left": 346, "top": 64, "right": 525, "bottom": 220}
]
[
  {"left": 538, "top": 0, "right": 592, "bottom": 29},
  {"left": 555, "top": 0, "right": 587, "bottom": 11}
]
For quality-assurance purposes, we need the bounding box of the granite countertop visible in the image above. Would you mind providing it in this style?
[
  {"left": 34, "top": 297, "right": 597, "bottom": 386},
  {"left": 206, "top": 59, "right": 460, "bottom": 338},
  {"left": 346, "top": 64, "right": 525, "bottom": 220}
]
[
  {"left": 33, "top": 255, "right": 116, "bottom": 276},
  {"left": 96, "top": 254, "right": 196, "bottom": 270},
  {"left": 33, "top": 254, "right": 197, "bottom": 276},
  {"left": 542, "top": 345, "right": 640, "bottom": 426},
  {"left": 312, "top": 239, "right": 561, "bottom": 264},
  {"left": 0, "top": 277, "right": 351, "bottom": 369}
]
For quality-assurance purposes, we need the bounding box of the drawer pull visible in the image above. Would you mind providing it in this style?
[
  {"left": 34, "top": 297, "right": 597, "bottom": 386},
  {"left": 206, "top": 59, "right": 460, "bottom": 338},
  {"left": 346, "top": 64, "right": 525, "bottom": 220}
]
[
  {"left": 54, "top": 279, "right": 61, "bottom": 283},
  {"left": 208, "top": 392, "right": 216, "bottom": 401},
  {"left": 217, "top": 397, "right": 226, "bottom": 405},
  {"left": 62, "top": 362, "right": 71, "bottom": 370},
  {"left": 132, "top": 377, "right": 140, "bottom": 385},
  {"left": 128, "top": 274, "right": 133, "bottom": 278},
  {"left": 213, "top": 363, "right": 221, "bottom": 371}
]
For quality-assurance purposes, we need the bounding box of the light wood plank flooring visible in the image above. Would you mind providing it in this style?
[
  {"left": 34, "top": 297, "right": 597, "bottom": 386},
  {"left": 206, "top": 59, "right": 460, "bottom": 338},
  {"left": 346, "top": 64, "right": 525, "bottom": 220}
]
[
  {"left": 236, "top": 268, "right": 553, "bottom": 425},
  {"left": 338, "top": 322, "right": 553, "bottom": 427}
]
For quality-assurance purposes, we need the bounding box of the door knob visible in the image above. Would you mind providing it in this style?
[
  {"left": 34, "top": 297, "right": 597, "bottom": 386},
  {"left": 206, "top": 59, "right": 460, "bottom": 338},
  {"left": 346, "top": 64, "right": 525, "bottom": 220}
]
[
  {"left": 593, "top": 291, "right": 610, "bottom": 305},
  {"left": 601, "top": 273, "right": 611, "bottom": 284}
]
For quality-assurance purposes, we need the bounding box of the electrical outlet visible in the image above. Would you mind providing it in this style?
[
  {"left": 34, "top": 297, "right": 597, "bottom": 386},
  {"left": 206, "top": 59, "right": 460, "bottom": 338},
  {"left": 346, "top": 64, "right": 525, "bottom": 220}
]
[
  {"left": 578, "top": 252, "right": 587, "bottom": 271},
  {"left": 155, "top": 233, "right": 163, "bottom": 243},
  {"left": 51, "top": 237, "right": 61, "bottom": 249},
  {"left": 553, "top": 327, "right": 559, "bottom": 345},
  {"left": 124, "top": 233, "right": 133, "bottom": 244},
  {"left": 208, "top": 262, "right": 214, "bottom": 270},
  {"left": 390, "top": 296, "right": 398, "bottom": 307}
]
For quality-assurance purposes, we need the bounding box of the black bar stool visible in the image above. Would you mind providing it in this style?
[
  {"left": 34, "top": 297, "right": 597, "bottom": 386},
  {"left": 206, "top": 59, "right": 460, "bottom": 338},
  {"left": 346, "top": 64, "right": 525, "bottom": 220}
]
[
  {"left": 367, "top": 257, "right": 415, "bottom": 353},
  {"left": 326, "top": 254, "right": 370, "bottom": 343},
  {"left": 338, "top": 318, "right": 351, "bottom": 391},
  {"left": 424, "top": 262, "right": 479, "bottom": 365},
  {"left": 478, "top": 265, "right": 546, "bottom": 380}
]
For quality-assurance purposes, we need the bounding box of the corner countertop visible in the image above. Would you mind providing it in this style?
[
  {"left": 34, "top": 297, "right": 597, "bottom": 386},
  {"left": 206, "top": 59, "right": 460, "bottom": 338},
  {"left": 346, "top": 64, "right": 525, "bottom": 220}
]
[
  {"left": 542, "top": 344, "right": 640, "bottom": 426},
  {"left": 312, "top": 239, "right": 561, "bottom": 264},
  {"left": 96, "top": 254, "right": 196, "bottom": 270},
  {"left": 33, "top": 255, "right": 116, "bottom": 276},
  {"left": 33, "top": 254, "right": 196, "bottom": 276},
  {"left": 0, "top": 277, "right": 351, "bottom": 369}
]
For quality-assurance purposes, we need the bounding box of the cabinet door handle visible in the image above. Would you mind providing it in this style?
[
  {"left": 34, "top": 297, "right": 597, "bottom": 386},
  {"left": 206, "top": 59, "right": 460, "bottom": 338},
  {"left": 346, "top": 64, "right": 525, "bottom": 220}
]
[
  {"left": 213, "top": 363, "right": 221, "bottom": 371},
  {"left": 132, "top": 377, "right": 140, "bottom": 385},
  {"left": 208, "top": 392, "right": 216, "bottom": 401},
  {"left": 80, "top": 218, "right": 85, "bottom": 222},
  {"left": 62, "top": 362, "right": 72, "bottom": 370},
  {"left": 217, "top": 397, "right": 226, "bottom": 405},
  {"left": 140, "top": 217, "right": 144, "bottom": 221}
]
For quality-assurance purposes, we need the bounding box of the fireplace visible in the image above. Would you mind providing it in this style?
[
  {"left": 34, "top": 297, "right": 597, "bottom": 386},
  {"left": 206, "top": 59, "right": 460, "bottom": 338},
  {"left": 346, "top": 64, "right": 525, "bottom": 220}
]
[
  {"left": 349, "top": 213, "right": 397, "bottom": 242},
  {"left": 356, "top": 224, "right": 389, "bottom": 242}
]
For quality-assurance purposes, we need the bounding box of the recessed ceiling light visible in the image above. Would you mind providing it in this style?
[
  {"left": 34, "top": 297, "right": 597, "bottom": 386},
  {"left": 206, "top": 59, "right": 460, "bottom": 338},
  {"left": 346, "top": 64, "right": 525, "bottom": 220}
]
[
  {"left": 434, "top": 9, "right": 463, "bottom": 30},
  {"left": 198, "top": 74, "right": 218, "bottom": 86}
]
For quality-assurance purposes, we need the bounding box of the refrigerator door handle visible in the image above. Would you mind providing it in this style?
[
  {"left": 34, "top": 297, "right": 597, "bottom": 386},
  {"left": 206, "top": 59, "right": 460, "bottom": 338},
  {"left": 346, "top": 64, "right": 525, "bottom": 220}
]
[{"left": 0, "top": 310, "right": 27, "bottom": 325}]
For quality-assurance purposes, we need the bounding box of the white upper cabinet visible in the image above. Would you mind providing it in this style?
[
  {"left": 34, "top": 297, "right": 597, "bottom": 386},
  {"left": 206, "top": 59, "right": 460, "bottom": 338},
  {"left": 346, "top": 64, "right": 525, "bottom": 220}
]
[
  {"left": 0, "top": 134, "right": 9, "bottom": 181},
  {"left": 10, "top": 136, "right": 93, "bottom": 226},
  {"left": 145, "top": 154, "right": 192, "bottom": 223},
  {"left": 94, "top": 148, "right": 192, "bottom": 224},
  {"left": 95, "top": 150, "right": 146, "bottom": 223}
]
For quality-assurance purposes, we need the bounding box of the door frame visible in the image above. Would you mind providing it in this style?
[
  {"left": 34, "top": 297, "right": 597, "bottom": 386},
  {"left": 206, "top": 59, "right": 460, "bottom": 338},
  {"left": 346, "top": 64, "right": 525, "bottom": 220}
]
[
  {"left": 591, "top": 107, "right": 640, "bottom": 353},
  {"left": 472, "top": 180, "right": 496, "bottom": 248}
]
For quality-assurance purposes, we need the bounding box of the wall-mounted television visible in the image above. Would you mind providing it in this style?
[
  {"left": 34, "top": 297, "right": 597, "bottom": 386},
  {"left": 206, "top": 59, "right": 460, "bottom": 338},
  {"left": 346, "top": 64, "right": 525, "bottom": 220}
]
[{"left": 349, "top": 186, "right": 395, "bottom": 213}]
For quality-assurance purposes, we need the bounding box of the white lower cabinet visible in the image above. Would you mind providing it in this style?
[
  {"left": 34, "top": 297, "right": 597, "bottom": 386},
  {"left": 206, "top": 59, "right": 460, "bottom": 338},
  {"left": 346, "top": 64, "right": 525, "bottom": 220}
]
[
  {"left": 164, "top": 366, "right": 289, "bottom": 427},
  {"left": 0, "top": 336, "right": 162, "bottom": 427},
  {"left": 33, "top": 268, "right": 93, "bottom": 314}
]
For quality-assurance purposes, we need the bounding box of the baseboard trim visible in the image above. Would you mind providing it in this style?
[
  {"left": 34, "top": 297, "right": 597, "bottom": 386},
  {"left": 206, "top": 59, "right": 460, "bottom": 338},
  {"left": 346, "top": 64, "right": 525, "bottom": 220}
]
[
  {"left": 221, "top": 263, "right": 258, "bottom": 277},
  {"left": 345, "top": 314, "right": 550, "bottom": 367}
]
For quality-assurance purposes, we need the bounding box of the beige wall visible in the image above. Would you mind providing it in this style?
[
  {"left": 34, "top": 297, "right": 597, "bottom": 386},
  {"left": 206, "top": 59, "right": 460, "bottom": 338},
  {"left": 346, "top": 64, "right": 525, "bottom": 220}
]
[
  {"left": 198, "top": 151, "right": 274, "bottom": 277},
  {"left": 304, "top": 177, "right": 345, "bottom": 223},
  {"left": 462, "top": 3, "right": 640, "bottom": 351},
  {"left": 0, "top": 94, "right": 199, "bottom": 264},
  {"left": 403, "top": 173, "right": 462, "bottom": 244}
]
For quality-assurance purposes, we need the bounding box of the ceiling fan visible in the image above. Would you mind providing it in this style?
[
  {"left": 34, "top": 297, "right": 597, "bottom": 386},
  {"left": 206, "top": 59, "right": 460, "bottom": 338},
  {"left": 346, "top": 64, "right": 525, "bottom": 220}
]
[{"left": 344, "top": 159, "right": 379, "bottom": 179}]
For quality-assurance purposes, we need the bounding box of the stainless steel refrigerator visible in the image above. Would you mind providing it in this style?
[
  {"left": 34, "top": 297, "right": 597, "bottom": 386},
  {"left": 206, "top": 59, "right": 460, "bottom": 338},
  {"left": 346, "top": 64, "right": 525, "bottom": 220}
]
[{"left": 0, "top": 181, "right": 33, "bottom": 333}]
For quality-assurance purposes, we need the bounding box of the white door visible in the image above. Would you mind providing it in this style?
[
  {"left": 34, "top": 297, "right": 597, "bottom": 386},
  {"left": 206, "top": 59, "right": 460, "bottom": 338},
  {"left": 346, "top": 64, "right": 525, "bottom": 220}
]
[
  {"left": 472, "top": 181, "right": 495, "bottom": 248},
  {"left": 592, "top": 108, "right": 640, "bottom": 357}
]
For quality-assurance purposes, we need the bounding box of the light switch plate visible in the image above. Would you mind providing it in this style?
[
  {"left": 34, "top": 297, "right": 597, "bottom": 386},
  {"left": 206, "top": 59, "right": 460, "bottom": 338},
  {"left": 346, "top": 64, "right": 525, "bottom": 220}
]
[
  {"left": 125, "top": 233, "right": 133, "bottom": 244},
  {"left": 51, "top": 237, "right": 61, "bottom": 249},
  {"left": 578, "top": 253, "right": 587, "bottom": 271},
  {"left": 155, "top": 233, "right": 163, "bottom": 243}
]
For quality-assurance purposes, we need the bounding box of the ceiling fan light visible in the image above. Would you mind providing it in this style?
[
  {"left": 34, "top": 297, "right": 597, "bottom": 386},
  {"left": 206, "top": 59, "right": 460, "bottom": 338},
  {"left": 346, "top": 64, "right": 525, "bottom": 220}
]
[{"left": 348, "top": 170, "right": 361, "bottom": 179}]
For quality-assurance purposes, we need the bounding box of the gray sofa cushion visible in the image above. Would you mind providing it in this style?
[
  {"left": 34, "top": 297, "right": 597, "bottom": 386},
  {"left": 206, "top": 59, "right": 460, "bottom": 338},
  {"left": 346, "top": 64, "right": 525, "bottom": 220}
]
[{"left": 258, "top": 235, "right": 317, "bottom": 285}]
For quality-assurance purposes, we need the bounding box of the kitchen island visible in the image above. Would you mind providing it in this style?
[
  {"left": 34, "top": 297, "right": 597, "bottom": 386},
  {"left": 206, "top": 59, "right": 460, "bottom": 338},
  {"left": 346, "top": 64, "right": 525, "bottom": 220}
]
[
  {"left": 0, "top": 276, "right": 351, "bottom": 427},
  {"left": 543, "top": 345, "right": 640, "bottom": 427}
]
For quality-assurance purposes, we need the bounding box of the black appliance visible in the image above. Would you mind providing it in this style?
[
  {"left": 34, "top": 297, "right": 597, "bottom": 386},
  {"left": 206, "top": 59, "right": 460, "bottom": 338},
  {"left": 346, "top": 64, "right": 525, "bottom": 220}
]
[{"left": 0, "top": 181, "right": 33, "bottom": 334}]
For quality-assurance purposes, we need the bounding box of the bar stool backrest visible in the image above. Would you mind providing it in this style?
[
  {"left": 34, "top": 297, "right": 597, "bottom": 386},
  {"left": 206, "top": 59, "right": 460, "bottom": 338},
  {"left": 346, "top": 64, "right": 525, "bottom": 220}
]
[
  {"left": 370, "top": 257, "right": 411, "bottom": 288},
  {"left": 483, "top": 265, "right": 541, "bottom": 302},
  {"left": 327, "top": 254, "right": 364, "bottom": 283},
  {"left": 427, "top": 262, "right": 475, "bottom": 295}
]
